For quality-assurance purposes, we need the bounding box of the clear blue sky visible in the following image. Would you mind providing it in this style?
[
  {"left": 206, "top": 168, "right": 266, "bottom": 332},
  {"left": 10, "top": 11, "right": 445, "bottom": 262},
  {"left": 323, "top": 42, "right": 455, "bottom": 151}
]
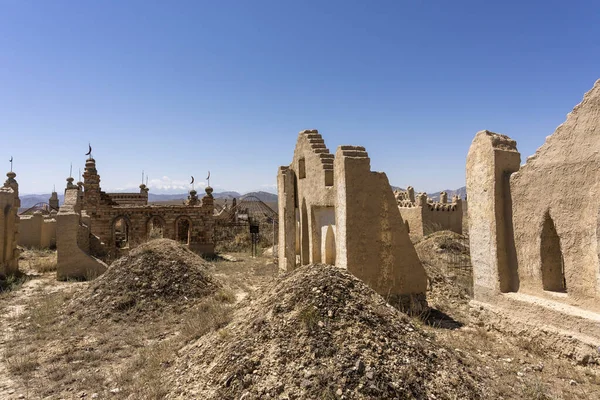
[{"left": 2, "top": 1, "right": 599, "bottom": 195}]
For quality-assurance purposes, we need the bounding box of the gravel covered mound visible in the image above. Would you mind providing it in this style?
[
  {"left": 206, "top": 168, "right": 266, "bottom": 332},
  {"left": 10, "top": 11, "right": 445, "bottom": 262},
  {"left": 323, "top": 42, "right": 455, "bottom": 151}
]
[
  {"left": 69, "top": 239, "right": 220, "bottom": 321},
  {"left": 170, "top": 264, "right": 483, "bottom": 399},
  {"left": 414, "top": 231, "right": 473, "bottom": 309}
]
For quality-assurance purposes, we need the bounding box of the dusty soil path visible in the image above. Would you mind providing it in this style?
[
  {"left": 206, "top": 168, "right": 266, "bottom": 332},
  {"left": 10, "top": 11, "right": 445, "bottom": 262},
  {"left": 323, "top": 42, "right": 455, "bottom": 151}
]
[{"left": 0, "top": 269, "right": 71, "bottom": 399}]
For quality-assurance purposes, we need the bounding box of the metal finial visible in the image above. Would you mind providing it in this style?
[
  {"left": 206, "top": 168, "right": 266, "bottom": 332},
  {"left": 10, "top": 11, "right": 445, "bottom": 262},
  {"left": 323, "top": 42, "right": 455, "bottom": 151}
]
[
  {"left": 70, "top": 163, "right": 73, "bottom": 178},
  {"left": 85, "top": 143, "right": 92, "bottom": 158},
  {"left": 206, "top": 170, "right": 210, "bottom": 187},
  {"left": 9, "top": 156, "right": 13, "bottom": 172}
]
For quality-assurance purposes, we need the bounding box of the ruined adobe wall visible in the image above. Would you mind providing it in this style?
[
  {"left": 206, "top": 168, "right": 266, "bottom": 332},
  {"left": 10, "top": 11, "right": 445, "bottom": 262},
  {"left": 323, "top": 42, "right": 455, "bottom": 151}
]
[
  {"left": 278, "top": 166, "right": 296, "bottom": 271},
  {"left": 335, "top": 146, "right": 427, "bottom": 308},
  {"left": 88, "top": 199, "right": 215, "bottom": 256},
  {"left": 0, "top": 172, "right": 20, "bottom": 276},
  {"left": 511, "top": 80, "right": 600, "bottom": 309},
  {"left": 397, "top": 191, "right": 462, "bottom": 240},
  {"left": 18, "top": 212, "right": 57, "bottom": 249},
  {"left": 57, "top": 187, "right": 107, "bottom": 280},
  {"left": 421, "top": 198, "right": 462, "bottom": 236},
  {"left": 107, "top": 192, "right": 148, "bottom": 206},
  {"left": 397, "top": 207, "right": 423, "bottom": 240},
  {"left": 290, "top": 129, "right": 337, "bottom": 267},
  {"left": 466, "top": 130, "right": 520, "bottom": 300}
]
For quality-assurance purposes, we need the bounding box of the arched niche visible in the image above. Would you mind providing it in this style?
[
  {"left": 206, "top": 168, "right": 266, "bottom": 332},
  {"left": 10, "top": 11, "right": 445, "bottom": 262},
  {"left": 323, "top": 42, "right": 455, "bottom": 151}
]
[{"left": 540, "top": 211, "right": 566, "bottom": 292}]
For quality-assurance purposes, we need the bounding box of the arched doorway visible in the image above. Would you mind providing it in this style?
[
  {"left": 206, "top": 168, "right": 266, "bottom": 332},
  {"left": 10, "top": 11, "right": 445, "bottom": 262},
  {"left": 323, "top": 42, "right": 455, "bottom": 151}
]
[
  {"left": 113, "top": 216, "right": 130, "bottom": 249},
  {"left": 540, "top": 211, "right": 566, "bottom": 292},
  {"left": 325, "top": 225, "right": 336, "bottom": 265},
  {"left": 175, "top": 217, "right": 192, "bottom": 245},
  {"left": 301, "top": 199, "right": 309, "bottom": 265},
  {"left": 147, "top": 216, "right": 164, "bottom": 239}
]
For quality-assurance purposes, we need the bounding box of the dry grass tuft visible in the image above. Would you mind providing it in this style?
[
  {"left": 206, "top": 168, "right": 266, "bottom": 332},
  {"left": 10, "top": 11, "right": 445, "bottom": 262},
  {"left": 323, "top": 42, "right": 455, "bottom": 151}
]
[
  {"left": 181, "top": 298, "right": 234, "bottom": 341},
  {"left": 31, "top": 257, "right": 57, "bottom": 273}
]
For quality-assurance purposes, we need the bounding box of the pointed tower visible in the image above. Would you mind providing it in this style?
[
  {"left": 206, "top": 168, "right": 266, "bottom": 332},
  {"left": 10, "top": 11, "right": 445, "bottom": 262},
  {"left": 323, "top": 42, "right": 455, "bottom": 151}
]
[
  {"left": 49, "top": 188, "right": 59, "bottom": 211},
  {"left": 82, "top": 157, "right": 101, "bottom": 212}
]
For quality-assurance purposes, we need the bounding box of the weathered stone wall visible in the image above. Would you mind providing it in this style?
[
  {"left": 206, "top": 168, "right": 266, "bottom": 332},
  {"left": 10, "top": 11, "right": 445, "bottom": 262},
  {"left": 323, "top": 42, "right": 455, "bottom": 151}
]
[
  {"left": 107, "top": 192, "right": 148, "bottom": 206},
  {"left": 0, "top": 172, "right": 20, "bottom": 276},
  {"left": 18, "top": 212, "right": 57, "bottom": 249},
  {"left": 278, "top": 130, "right": 427, "bottom": 310},
  {"left": 56, "top": 187, "right": 108, "bottom": 280},
  {"left": 81, "top": 157, "right": 215, "bottom": 258}
]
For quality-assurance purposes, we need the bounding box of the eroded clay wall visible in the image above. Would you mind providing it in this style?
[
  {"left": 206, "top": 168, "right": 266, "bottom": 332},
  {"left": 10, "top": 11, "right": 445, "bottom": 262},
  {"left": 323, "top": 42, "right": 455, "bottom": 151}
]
[
  {"left": 18, "top": 214, "right": 57, "bottom": 249},
  {"left": 466, "top": 130, "right": 520, "bottom": 300},
  {"left": 291, "top": 130, "right": 336, "bottom": 266},
  {"left": 335, "top": 146, "right": 427, "bottom": 307},
  {"left": 57, "top": 188, "right": 107, "bottom": 280},
  {"left": 511, "top": 80, "right": 600, "bottom": 309},
  {"left": 0, "top": 173, "right": 20, "bottom": 276},
  {"left": 278, "top": 166, "right": 296, "bottom": 271},
  {"left": 397, "top": 207, "right": 423, "bottom": 240},
  {"left": 421, "top": 203, "right": 462, "bottom": 236}
]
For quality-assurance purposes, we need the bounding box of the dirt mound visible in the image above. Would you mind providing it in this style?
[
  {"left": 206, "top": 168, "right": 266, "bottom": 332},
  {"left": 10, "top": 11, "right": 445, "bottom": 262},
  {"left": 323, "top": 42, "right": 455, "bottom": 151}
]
[
  {"left": 170, "top": 264, "right": 483, "bottom": 399},
  {"left": 69, "top": 239, "right": 220, "bottom": 321},
  {"left": 415, "top": 231, "right": 472, "bottom": 310}
]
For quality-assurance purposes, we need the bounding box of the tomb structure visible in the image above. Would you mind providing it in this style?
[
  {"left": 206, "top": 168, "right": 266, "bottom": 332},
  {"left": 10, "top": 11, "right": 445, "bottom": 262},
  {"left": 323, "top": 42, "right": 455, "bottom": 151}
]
[
  {"left": 0, "top": 171, "right": 20, "bottom": 276},
  {"left": 278, "top": 130, "right": 427, "bottom": 311},
  {"left": 56, "top": 177, "right": 108, "bottom": 279},
  {"left": 80, "top": 156, "right": 215, "bottom": 258},
  {"left": 395, "top": 187, "right": 462, "bottom": 240},
  {"left": 466, "top": 80, "right": 600, "bottom": 343},
  {"left": 18, "top": 210, "right": 57, "bottom": 249},
  {"left": 56, "top": 155, "right": 216, "bottom": 279}
]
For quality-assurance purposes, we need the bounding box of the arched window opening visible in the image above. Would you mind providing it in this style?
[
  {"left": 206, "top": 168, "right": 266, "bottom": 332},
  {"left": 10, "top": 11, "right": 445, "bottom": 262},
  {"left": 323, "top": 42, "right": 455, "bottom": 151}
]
[
  {"left": 113, "top": 216, "right": 130, "bottom": 249},
  {"left": 301, "top": 199, "right": 309, "bottom": 265},
  {"left": 325, "top": 225, "right": 336, "bottom": 265},
  {"left": 147, "top": 216, "right": 164, "bottom": 239},
  {"left": 176, "top": 217, "right": 192, "bottom": 245},
  {"left": 540, "top": 212, "right": 566, "bottom": 292},
  {"left": 298, "top": 158, "right": 306, "bottom": 179}
]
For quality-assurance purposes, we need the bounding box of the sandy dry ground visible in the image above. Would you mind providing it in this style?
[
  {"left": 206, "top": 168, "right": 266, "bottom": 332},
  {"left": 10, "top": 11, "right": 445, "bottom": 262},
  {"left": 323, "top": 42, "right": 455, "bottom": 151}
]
[{"left": 1, "top": 240, "right": 600, "bottom": 399}]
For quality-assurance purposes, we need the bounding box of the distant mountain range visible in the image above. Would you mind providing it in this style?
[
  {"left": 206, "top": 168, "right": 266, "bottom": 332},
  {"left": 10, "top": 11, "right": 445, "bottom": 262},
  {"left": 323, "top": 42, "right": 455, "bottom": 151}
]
[
  {"left": 18, "top": 190, "right": 279, "bottom": 210},
  {"left": 19, "top": 186, "right": 464, "bottom": 211},
  {"left": 390, "top": 186, "right": 467, "bottom": 201},
  {"left": 427, "top": 186, "right": 467, "bottom": 201}
]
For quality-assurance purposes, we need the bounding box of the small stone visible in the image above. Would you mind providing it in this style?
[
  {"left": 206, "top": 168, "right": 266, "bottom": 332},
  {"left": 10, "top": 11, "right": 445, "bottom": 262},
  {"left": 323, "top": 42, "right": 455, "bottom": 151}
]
[
  {"left": 569, "top": 380, "right": 577, "bottom": 386},
  {"left": 366, "top": 371, "right": 374, "bottom": 380},
  {"left": 336, "top": 388, "right": 343, "bottom": 396},
  {"left": 517, "top": 372, "right": 524, "bottom": 377},
  {"left": 91, "top": 394, "right": 99, "bottom": 399},
  {"left": 109, "top": 388, "right": 121, "bottom": 394},
  {"left": 355, "top": 360, "right": 365, "bottom": 374}
]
